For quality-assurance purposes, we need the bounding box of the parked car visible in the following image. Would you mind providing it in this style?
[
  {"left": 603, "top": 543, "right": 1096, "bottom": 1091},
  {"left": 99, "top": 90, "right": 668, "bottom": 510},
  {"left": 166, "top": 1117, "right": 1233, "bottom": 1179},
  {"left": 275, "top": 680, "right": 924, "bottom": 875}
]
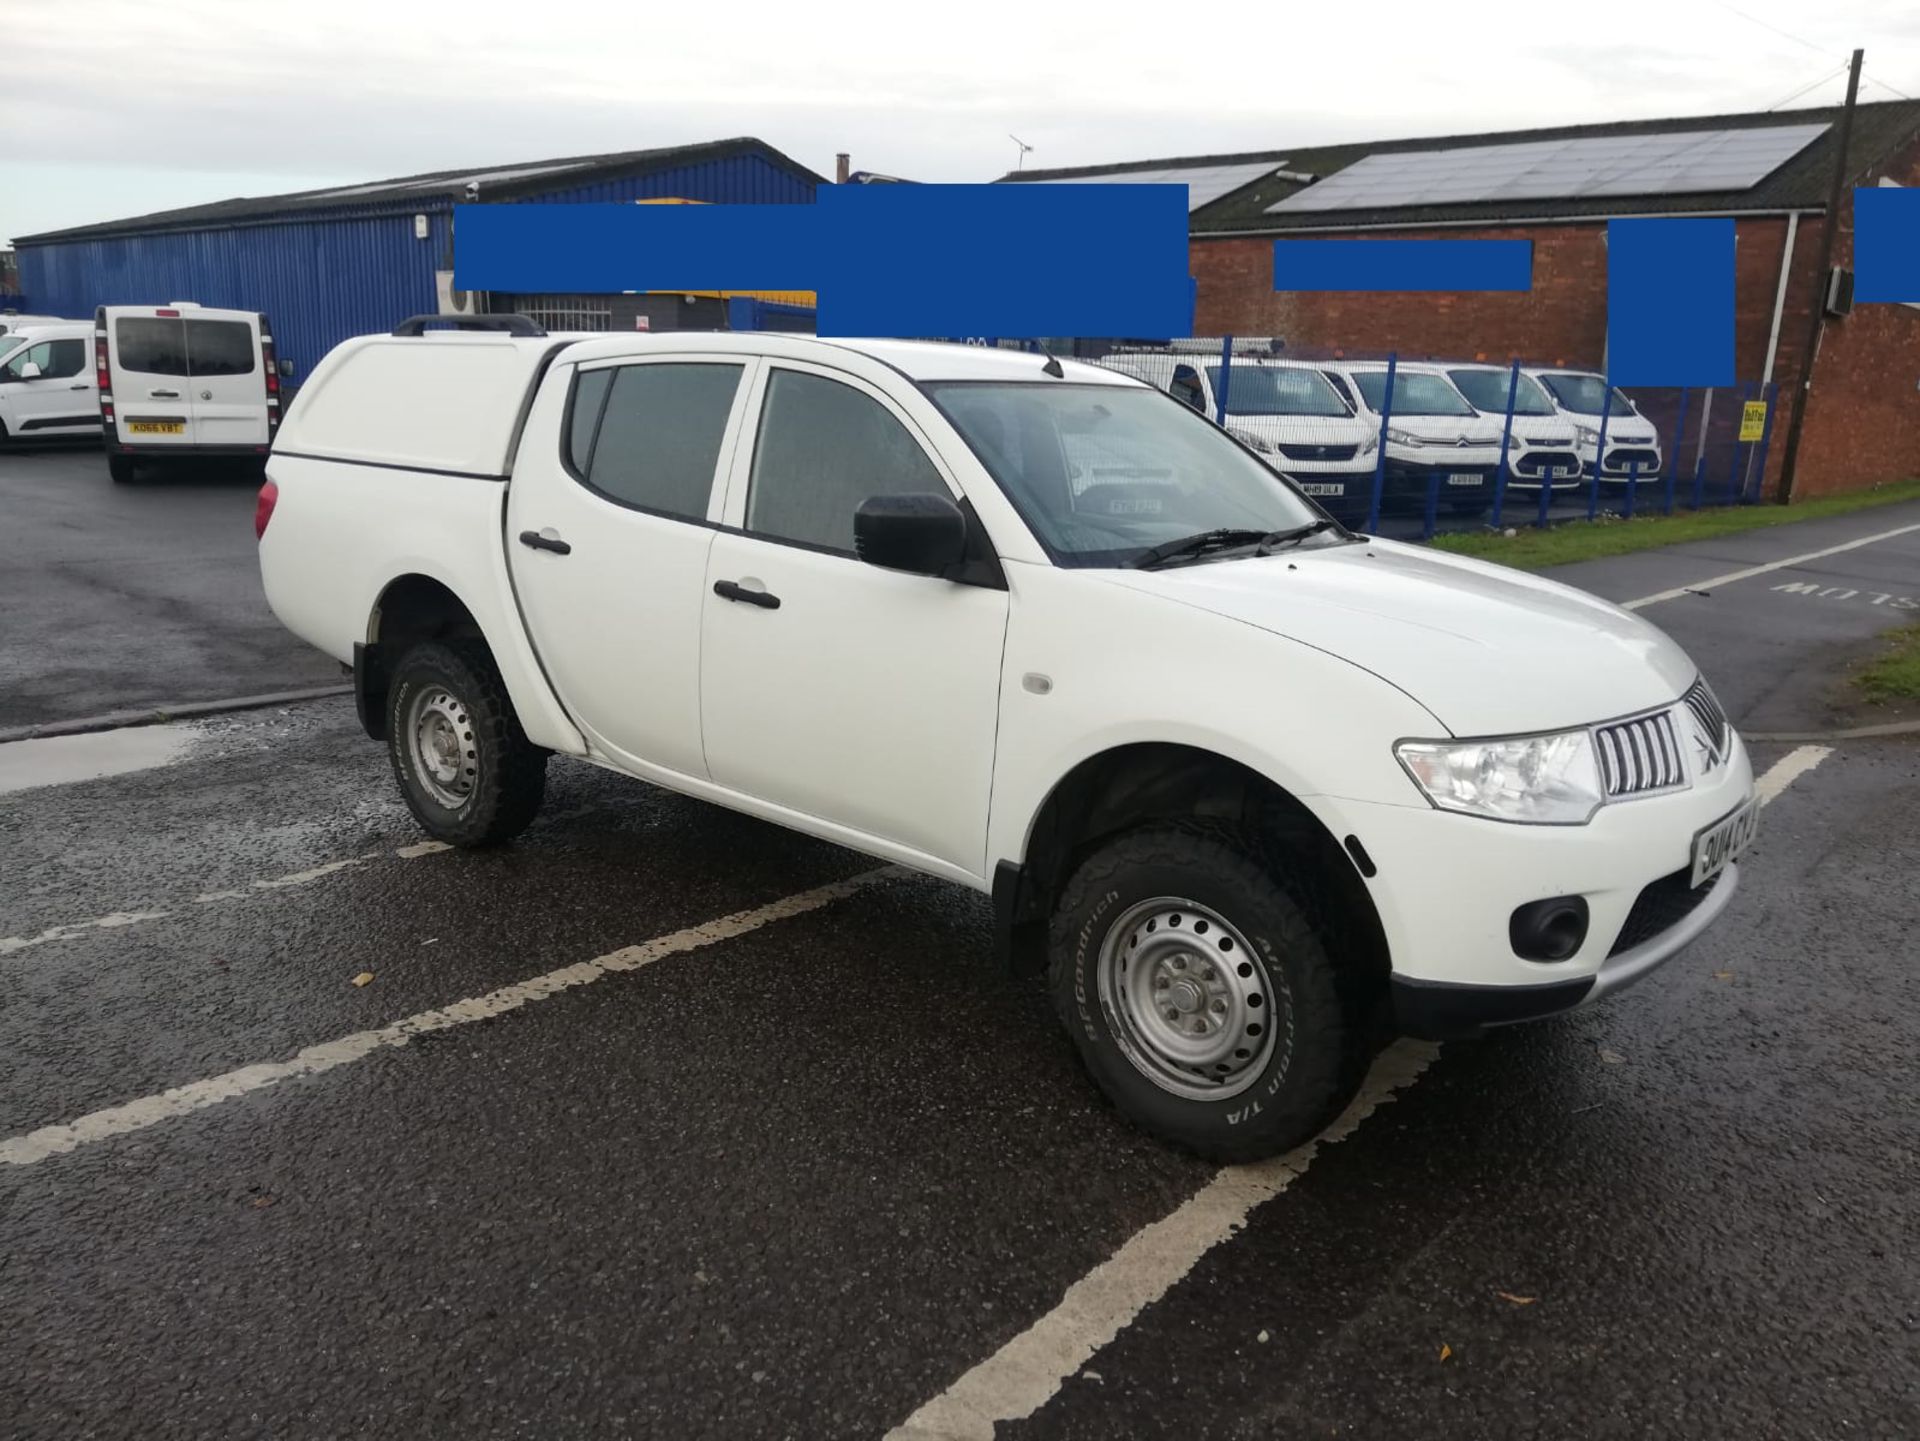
[
  {"left": 96, "top": 303, "right": 282, "bottom": 482},
  {"left": 0, "top": 322, "right": 98, "bottom": 444},
  {"left": 1440, "top": 363, "right": 1584, "bottom": 498},
  {"left": 1528, "top": 369, "right": 1664, "bottom": 486},
  {"left": 258, "top": 321, "right": 1755, "bottom": 1160},
  {"left": 1098, "top": 349, "right": 1378, "bottom": 515},
  {"left": 1317, "top": 361, "right": 1506, "bottom": 516}
]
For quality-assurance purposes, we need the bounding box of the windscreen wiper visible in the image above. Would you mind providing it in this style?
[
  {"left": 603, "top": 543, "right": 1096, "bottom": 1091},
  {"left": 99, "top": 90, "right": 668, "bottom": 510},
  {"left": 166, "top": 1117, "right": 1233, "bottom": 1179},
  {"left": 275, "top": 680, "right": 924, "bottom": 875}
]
[
  {"left": 1254, "top": 518, "right": 1343, "bottom": 555},
  {"left": 1127, "top": 528, "right": 1269, "bottom": 570}
]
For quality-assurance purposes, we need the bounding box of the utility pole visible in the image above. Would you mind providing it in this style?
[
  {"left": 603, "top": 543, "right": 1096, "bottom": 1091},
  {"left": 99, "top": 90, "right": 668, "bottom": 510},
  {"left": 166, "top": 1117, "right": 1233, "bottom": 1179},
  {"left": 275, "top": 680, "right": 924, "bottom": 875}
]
[{"left": 1773, "top": 47, "right": 1863, "bottom": 504}]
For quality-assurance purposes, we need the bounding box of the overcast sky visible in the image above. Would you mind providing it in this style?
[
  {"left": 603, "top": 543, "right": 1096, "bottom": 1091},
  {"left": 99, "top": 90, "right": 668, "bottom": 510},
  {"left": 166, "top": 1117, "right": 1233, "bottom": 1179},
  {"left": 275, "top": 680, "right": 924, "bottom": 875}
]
[{"left": 5, "top": 0, "right": 1919, "bottom": 244}]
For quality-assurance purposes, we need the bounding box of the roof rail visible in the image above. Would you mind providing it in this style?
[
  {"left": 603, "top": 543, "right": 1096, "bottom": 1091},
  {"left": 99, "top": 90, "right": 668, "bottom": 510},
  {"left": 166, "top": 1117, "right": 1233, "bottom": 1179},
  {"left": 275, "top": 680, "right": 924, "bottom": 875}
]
[{"left": 391, "top": 314, "right": 548, "bottom": 337}]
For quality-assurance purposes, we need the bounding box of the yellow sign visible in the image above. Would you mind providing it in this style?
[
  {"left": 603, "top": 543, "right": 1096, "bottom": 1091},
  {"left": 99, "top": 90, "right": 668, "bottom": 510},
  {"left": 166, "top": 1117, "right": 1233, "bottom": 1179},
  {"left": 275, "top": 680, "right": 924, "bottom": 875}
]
[{"left": 1739, "top": 401, "right": 1768, "bottom": 442}]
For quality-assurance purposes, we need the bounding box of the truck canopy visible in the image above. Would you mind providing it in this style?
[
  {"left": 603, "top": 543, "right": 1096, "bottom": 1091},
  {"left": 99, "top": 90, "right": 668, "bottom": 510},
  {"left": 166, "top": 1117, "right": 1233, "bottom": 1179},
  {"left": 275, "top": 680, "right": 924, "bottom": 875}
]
[{"left": 275, "top": 334, "right": 570, "bottom": 477}]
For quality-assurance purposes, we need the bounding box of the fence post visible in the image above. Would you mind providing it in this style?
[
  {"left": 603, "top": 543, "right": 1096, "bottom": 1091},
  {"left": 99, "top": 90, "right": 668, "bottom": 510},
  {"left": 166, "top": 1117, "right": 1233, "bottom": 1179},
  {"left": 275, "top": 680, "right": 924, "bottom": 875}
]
[
  {"left": 1623, "top": 459, "right": 1639, "bottom": 519},
  {"left": 1215, "top": 336, "right": 1233, "bottom": 425},
  {"left": 1749, "top": 381, "right": 1781, "bottom": 504},
  {"left": 1490, "top": 359, "right": 1520, "bottom": 529},
  {"left": 1691, "top": 387, "right": 1710, "bottom": 509},
  {"left": 1666, "top": 386, "right": 1688, "bottom": 515},
  {"left": 1366, "top": 354, "right": 1396, "bottom": 535},
  {"left": 1725, "top": 381, "right": 1754, "bottom": 504},
  {"left": 1587, "top": 375, "right": 1612, "bottom": 522}
]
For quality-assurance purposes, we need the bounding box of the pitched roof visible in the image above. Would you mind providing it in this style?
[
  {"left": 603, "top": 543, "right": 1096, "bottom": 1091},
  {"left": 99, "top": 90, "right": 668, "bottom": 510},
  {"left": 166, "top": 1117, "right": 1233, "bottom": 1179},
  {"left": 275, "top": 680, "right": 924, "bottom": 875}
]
[
  {"left": 1000, "top": 101, "right": 1920, "bottom": 232},
  {"left": 17, "top": 137, "right": 827, "bottom": 244}
]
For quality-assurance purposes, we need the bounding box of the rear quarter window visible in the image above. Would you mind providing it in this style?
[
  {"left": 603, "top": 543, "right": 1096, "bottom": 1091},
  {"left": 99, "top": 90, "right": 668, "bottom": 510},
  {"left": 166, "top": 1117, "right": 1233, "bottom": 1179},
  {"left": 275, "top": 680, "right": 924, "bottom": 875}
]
[{"left": 187, "top": 319, "right": 256, "bottom": 377}]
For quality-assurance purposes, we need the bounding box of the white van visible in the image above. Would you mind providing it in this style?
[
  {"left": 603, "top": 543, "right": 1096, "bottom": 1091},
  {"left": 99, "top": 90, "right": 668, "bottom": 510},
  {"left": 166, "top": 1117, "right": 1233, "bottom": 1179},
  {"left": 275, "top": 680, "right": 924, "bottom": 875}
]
[
  {"left": 96, "top": 303, "right": 282, "bottom": 482},
  {"left": 1099, "top": 349, "right": 1378, "bottom": 512},
  {"left": 1317, "top": 361, "right": 1507, "bottom": 516},
  {"left": 1527, "top": 369, "right": 1665, "bottom": 487},
  {"left": 1439, "top": 363, "right": 1584, "bottom": 497},
  {"left": 0, "top": 312, "right": 69, "bottom": 338},
  {"left": 0, "top": 322, "right": 98, "bottom": 444}
]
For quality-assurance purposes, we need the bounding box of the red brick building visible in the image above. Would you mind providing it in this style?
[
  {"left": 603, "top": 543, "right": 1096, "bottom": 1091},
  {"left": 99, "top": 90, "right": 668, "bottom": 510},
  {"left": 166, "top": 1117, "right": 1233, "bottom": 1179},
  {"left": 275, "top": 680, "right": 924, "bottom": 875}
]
[{"left": 1006, "top": 102, "right": 1920, "bottom": 500}]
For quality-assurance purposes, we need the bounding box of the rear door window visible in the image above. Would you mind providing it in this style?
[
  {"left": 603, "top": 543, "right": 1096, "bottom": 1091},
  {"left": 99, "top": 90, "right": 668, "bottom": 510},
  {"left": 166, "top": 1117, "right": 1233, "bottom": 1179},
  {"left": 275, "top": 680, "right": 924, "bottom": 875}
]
[
  {"left": 114, "top": 317, "right": 188, "bottom": 376},
  {"left": 186, "top": 319, "right": 256, "bottom": 377},
  {"left": 575, "top": 362, "right": 743, "bottom": 520}
]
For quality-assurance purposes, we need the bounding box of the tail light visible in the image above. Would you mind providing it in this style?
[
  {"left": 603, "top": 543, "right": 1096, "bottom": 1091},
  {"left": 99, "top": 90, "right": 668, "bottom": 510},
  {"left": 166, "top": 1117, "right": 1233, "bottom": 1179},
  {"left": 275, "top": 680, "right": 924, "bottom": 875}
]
[
  {"left": 254, "top": 478, "right": 279, "bottom": 540},
  {"left": 260, "top": 318, "right": 281, "bottom": 436},
  {"left": 94, "top": 321, "right": 115, "bottom": 436}
]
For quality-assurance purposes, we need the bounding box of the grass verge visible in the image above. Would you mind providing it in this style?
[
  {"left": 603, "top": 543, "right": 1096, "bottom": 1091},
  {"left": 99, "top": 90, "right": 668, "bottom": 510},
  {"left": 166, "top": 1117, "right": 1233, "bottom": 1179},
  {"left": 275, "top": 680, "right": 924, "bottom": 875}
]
[
  {"left": 1426, "top": 478, "right": 1920, "bottom": 571},
  {"left": 1856, "top": 623, "right": 1920, "bottom": 705}
]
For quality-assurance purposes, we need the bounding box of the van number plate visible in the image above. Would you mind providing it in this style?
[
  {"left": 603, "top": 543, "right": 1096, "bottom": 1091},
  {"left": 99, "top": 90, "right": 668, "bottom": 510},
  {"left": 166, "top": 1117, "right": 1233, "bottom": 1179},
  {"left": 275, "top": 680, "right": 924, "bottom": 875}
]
[
  {"left": 127, "top": 422, "right": 184, "bottom": 435},
  {"left": 1689, "top": 798, "right": 1759, "bottom": 889},
  {"left": 1297, "top": 482, "right": 1345, "bottom": 496},
  {"left": 1446, "top": 472, "right": 1482, "bottom": 486}
]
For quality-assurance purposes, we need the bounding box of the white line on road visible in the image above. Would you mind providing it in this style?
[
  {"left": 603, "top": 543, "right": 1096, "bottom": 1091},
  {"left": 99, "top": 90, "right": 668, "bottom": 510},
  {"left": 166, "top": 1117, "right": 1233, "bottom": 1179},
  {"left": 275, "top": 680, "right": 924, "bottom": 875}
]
[
  {"left": 0, "top": 840, "right": 454, "bottom": 957},
  {"left": 888, "top": 745, "right": 1837, "bottom": 1440},
  {"left": 885, "top": 1040, "right": 1439, "bottom": 1441},
  {"left": 0, "top": 868, "right": 895, "bottom": 1167},
  {"left": 1755, "top": 744, "right": 1832, "bottom": 804},
  {"left": 1622, "top": 521, "right": 1920, "bottom": 611}
]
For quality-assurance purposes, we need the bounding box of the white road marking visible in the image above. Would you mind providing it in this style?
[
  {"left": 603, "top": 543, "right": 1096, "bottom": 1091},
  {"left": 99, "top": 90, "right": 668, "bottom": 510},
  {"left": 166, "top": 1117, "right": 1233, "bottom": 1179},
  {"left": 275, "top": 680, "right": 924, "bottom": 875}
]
[
  {"left": 1622, "top": 521, "right": 1920, "bottom": 611},
  {"left": 889, "top": 746, "right": 1838, "bottom": 1440},
  {"left": 883, "top": 1040, "right": 1439, "bottom": 1441},
  {"left": 1755, "top": 744, "right": 1832, "bottom": 804},
  {"left": 0, "top": 869, "right": 894, "bottom": 1167},
  {"left": 1, "top": 839, "right": 455, "bottom": 957}
]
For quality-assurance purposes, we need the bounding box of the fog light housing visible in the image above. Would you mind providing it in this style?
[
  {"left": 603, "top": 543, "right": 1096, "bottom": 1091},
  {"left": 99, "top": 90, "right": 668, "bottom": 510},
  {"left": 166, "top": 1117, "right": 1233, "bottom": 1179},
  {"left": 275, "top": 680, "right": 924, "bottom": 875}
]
[{"left": 1509, "top": 896, "right": 1590, "bottom": 962}]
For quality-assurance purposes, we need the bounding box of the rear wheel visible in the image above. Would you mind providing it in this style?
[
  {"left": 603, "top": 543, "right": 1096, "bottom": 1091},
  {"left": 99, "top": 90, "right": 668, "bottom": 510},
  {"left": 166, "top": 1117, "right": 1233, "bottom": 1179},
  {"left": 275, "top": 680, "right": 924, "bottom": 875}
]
[
  {"left": 108, "top": 454, "right": 137, "bottom": 484},
  {"left": 387, "top": 640, "right": 546, "bottom": 846},
  {"left": 1049, "top": 825, "right": 1368, "bottom": 1161}
]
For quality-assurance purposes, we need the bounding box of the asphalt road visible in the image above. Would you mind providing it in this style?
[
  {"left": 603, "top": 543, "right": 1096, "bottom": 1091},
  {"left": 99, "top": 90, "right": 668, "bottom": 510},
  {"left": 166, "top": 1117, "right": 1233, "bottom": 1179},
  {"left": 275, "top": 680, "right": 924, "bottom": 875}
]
[
  {"left": 2, "top": 495, "right": 1918, "bottom": 1439},
  {"left": 0, "top": 446, "right": 342, "bottom": 730}
]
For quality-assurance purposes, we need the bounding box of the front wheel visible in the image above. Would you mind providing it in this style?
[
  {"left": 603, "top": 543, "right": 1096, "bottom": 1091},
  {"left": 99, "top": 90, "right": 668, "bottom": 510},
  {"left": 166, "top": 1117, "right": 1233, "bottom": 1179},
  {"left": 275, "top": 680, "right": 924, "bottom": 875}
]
[
  {"left": 387, "top": 641, "right": 547, "bottom": 846},
  {"left": 1049, "top": 826, "right": 1368, "bottom": 1161}
]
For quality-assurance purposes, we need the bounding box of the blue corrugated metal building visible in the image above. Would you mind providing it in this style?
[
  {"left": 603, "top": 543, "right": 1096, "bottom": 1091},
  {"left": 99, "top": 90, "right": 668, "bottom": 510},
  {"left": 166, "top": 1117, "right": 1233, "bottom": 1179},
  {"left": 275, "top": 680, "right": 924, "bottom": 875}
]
[{"left": 13, "top": 138, "right": 824, "bottom": 381}]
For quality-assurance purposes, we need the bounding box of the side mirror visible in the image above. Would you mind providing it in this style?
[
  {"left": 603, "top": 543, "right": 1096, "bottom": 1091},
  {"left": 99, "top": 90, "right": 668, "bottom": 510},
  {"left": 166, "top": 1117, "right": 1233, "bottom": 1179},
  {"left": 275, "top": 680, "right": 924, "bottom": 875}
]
[
  {"left": 18, "top": 361, "right": 41, "bottom": 381},
  {"left": 277, "top": 358, "right": 295, "bottom": 378},
  {"left": 854, "top": 492, "right": 968, "bottom": 577}
]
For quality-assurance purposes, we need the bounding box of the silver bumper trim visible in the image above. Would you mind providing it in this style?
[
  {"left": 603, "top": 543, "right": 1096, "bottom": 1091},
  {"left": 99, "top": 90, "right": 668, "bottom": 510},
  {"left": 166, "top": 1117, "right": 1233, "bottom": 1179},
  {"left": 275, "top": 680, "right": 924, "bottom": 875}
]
[{"left": 1585, "top": 861, "right": 1741, "bottom": 1003}]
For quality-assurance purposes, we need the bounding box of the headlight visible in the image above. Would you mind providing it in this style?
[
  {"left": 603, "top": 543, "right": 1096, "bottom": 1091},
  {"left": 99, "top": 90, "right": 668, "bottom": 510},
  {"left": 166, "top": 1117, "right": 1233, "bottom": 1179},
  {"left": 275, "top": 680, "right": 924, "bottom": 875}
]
[
  {"left": 1228, "top": 427, "right": 1275, "bottom": 454},
  {"left": 1385, "top": 426, "right": 1419, "bottom": 445},
  {"left": 1505, "top": 433, "right": 1527, "bottom": 451},
  {"left": 1574, "top": 425, "right": 1601, "bottom": 445},
  {"left": 1395, "top": 731, "right": 1605, "bottom": 824},
  {"left": 1357, "top": 433, "right": 1378, "bottom": 455}
]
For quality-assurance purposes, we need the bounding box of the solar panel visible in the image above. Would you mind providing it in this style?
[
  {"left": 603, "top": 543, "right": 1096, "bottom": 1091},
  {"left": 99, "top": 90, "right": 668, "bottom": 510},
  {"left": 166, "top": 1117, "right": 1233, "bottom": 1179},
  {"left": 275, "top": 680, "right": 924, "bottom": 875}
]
[
  {"left": 1040, "top": 160, "right": 1284, "bottom": 211},
  {"left": 1265, "top": 124, "right": 1828, "bottom": 213}
]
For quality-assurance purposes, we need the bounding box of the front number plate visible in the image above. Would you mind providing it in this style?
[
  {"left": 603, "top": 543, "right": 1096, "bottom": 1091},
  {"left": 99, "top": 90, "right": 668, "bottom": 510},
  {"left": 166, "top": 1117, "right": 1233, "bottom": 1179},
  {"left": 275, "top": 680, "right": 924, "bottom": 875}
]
[
  {"left": 1690, "top": 798, "right": 1759, "bottom": 888},
  {"left": 1446, "top": 472, "right": 1481, "bottom": 486},
  {"left": 1297, "top": 482, "right": 1345, "bottom": 496},
  {"left": 127, "top": 421, "right": 184, "bottom": 435}
]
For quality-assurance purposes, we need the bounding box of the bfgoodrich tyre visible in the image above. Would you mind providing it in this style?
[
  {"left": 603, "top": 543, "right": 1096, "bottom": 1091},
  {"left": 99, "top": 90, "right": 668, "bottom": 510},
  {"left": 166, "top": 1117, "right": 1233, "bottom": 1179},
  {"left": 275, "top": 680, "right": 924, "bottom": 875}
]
[
  {"left": 1049, "top": 825, "right": 1367, "bottom": 1162},
  {"left": 387, "top": 641, "right": 547, "bottom": 847}
]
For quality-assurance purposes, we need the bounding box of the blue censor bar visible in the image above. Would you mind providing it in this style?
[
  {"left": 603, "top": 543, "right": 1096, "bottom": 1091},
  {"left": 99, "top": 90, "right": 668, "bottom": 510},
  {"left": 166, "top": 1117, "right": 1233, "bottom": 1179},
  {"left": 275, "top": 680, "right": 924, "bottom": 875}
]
[
  {"left": 1271, "top": 238, "right": 1532, "bottom": 292},
  {"left": 1853, "top": 186, "right": 1920, "bottom": 303},
  {"left": 452, "top": 185, "right": 1192, "bottom": 339},
  {"left": 1607, "top": 218, "right": 1733, "bottom": 387}
]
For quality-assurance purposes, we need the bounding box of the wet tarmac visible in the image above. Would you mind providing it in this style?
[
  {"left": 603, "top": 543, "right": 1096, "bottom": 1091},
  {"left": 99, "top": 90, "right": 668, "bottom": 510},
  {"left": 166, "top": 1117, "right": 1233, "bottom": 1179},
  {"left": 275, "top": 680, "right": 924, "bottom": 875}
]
[{"left": 3, "top": 481, "right": 1917, "bottom": 1439}]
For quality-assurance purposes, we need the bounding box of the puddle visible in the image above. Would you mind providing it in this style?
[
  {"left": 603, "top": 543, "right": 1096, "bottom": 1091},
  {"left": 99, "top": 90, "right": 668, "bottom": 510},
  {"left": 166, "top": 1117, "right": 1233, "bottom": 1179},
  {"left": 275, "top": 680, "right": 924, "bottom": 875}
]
[{"left": 0, "top": 724, "right": 202, "bottom": 798}]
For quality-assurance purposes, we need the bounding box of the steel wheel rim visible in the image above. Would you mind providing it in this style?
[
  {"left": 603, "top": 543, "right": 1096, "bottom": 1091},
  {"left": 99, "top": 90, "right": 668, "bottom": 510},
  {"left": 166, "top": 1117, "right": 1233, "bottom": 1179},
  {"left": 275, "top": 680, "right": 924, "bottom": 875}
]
[
  {"left": 407, "top": 685, "right": 476, "bottom": 810},
  {"left": 1097, "top": 896, "right": 1279, "bottom": 1101}
]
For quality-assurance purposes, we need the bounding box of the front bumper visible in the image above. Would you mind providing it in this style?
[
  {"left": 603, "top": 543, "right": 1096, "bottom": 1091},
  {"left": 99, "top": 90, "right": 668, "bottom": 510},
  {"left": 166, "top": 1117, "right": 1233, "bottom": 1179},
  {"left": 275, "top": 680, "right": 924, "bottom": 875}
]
[{"left": 1391, "top": 861, "right": 1740, "bottom": 1038}]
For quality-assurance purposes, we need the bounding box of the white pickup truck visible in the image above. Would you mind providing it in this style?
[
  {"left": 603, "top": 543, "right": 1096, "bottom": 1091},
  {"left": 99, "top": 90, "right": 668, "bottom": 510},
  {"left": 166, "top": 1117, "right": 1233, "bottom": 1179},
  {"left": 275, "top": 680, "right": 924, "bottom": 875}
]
[{"left": 258, "top": 318, "right": 1756, "bottom": 1159}]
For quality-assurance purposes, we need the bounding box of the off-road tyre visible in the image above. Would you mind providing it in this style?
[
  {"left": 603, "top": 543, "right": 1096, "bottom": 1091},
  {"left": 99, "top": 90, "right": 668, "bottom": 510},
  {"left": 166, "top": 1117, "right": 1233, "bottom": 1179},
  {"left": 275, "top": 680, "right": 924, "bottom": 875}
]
[
  {"left": 387, "top": 640, "right": 546, "bottom": 847},
  {"left": 1049, "top": 822, "right": 1369, "bottom": 1162}
]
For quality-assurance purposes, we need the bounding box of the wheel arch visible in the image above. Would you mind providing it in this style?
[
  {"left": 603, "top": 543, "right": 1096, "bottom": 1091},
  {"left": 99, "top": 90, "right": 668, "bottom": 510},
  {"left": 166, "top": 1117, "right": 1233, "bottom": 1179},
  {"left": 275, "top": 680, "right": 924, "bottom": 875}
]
[
  {"left": 995, "top": 742, "right": 1389, "bottom": 997},
  {"left": 357, "top": 573, "right": 495, "bottom": 741}
]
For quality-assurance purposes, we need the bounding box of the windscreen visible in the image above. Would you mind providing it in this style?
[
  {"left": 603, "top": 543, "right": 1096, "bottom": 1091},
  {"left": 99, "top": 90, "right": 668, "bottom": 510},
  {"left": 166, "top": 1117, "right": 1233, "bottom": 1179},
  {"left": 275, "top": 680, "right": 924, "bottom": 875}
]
[
  {"left": 1206, "top": 364, "right": 1350, "bottom": 417},
  {"left": 1540, "top": 373, "right": 1635, "bottom": 417},
  {"left": 1447, "top": 369, "right": 1556, "bottom": 416},
  {"left": 1352, "top": 371, "right": 1473, "bottom": 416},
  {"left": 926, "top": 382, "right": 1322, "bottom": 568}
]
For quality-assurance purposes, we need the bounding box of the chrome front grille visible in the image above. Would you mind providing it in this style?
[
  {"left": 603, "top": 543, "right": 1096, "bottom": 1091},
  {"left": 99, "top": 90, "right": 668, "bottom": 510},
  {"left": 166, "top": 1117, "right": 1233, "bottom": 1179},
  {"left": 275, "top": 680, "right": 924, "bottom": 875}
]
[
  {"left": 1594, "top": 709, "right": 1685, "bottom": 797},
  {"left": 1682, "top": 679, "right": 1729, "bottom": 768}
]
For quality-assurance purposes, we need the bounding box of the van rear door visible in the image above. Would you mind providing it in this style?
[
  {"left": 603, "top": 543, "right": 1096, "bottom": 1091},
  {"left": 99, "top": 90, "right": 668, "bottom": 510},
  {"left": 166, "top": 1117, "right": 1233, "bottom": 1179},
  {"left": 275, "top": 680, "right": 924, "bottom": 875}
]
[
  {"left": 183, "top": 312, "right": 268, "bottom": 446},
  {"left": 106, "top": 308, "right": 193, "bottom": 446}
]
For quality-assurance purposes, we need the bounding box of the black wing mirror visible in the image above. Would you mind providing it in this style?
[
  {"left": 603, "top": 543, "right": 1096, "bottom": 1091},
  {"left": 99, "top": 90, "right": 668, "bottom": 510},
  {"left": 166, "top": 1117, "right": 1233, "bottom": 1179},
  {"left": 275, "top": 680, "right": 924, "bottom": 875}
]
[{"left": 854, "top": 492, "right": 968, "bottom": 577}]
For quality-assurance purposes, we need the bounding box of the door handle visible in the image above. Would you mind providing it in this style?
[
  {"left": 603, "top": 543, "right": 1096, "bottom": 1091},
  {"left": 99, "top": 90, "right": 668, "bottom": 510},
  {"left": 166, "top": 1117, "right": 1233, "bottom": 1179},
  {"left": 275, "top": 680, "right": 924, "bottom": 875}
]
[
  {"left": 517, "top": 529, "right": 572, "bottom": 555},
  {"left": 149, "top": 388, "right": 180, "bottom": 399},
  {"left": 713, "top": 579, "right": 780, "bottom": 610},
  {"left": 70, "top": 384, "right": 91, "bottom": 391}
]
